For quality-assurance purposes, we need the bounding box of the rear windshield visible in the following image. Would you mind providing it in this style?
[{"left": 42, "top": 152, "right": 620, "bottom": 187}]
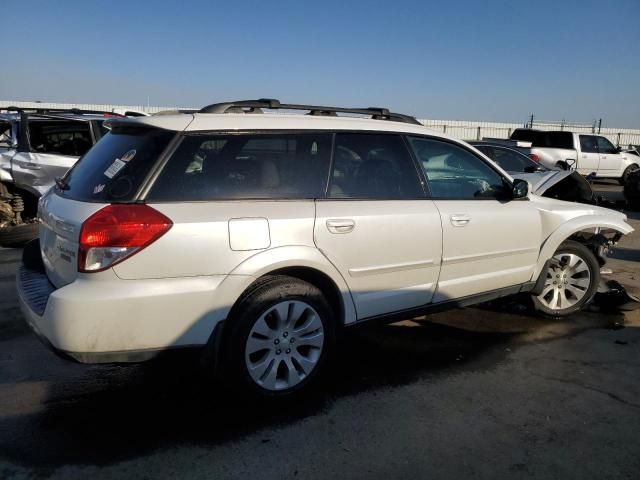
[
  {"left": 532, "top": 132, "right": 575, "bottom": 149},
  {"left": 510, "top": 129, "right": 540, "bottom": 142},
  {"left": 56, "top": 126, "right": 174, "bottom": 202}
]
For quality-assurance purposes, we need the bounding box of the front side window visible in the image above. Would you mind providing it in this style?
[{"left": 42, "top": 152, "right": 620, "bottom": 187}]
[
  {"left": 596, "top": 136, "right": 618, "bottom": 154},
  {"left": 579, "top": 135, "right": 598, "bottom": 153},
  {"left": 148, "top": 132, "right": 332, "bottom": 201},
  {"left": 408, "top": 137, "right": 506, "bottom": 199},
  {"left": 327, "top": 133, "right": 423, "bottom": 199}
]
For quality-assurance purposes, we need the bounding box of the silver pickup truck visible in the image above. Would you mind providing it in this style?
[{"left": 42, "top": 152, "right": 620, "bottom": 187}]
[{"left": 0, "top": 108, "right": 117, "bottom": 246}]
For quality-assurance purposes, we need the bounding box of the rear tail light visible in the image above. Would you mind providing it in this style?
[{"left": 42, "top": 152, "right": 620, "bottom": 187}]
[
  {"left": 78, "top": 204, "right": 172, "bottom": 273},
  {"left": 529, "top": 153, "right": 540, "bottom": 162}
]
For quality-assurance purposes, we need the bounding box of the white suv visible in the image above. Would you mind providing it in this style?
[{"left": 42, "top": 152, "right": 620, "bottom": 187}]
[{"left": 17, "top": 99, "right": 633, "bottom": 396}]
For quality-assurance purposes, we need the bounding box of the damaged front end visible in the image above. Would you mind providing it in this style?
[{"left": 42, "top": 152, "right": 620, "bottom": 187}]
[{"left": 571, "top": 230, "right": 624, "bottom": 267}]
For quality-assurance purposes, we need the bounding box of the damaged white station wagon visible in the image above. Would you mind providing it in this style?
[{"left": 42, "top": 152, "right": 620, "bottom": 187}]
[{"left": 17, "top": 99, "right": 633, "bottom": 396}]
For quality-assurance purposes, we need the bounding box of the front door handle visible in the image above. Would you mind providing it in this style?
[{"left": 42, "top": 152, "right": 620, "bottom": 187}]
[
  {"left": 450, "top": 214, "right": 471, "bottom": 227},
  {"left": 326, "top": 219, "right": 355, "bottom": 234}
]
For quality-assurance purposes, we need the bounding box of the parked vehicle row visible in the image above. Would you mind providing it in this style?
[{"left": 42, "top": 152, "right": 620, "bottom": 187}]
[
  {"left": 0, "top": 107, "right": 123, "bottom": 246},
  {"left": 16, "top": 99, "right": 633, "bottom": 397}
]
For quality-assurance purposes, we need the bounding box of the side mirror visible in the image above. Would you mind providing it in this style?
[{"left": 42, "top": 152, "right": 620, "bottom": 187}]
[{"left": 512, "top": 179, "right": 529, "bottom": 199}]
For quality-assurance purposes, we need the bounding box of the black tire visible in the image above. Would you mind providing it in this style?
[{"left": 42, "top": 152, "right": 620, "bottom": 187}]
[
  {"left": 556, "top": 161, "right": 569, "bottom": 171},
  {"left": 0, "top": 223, "right": 39, "bottom": 248},
  {"left": 219, "top": 275, "right": 335, "bottom": 397},
  {"left": 532, "top": 240, "right": 600, "bottom": 317},
  {"left": 620, "top": 164, "right": 639, "bottom": 186}
]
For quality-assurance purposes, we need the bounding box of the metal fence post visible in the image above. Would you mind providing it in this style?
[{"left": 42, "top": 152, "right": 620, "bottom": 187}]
[
  {"left": 477, "top": 126, "right": 481, "bottom": 140},
  {"left": 617, "top": 132, "right": 621, "bottom": 147},
  {"left": 598, "top": 119, "right": 602, "bottom": 134}
]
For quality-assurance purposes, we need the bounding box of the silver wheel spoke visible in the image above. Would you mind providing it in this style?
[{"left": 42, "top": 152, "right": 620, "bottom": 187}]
[
  {"left": 245, "top": 299, "right": 324, "bottom": 391},
  {"left": 293, "top": 311, "right": 320, "bottom": 335},
  {"left": 250, "top": 317, "right": 276, "bottom": 339},
  {"left": 297, "top": 331, "right": 324, "bottom": 349},
  {"left": 246, "top": 335, "right": 273, "bottom": 355},
  {"left": 260, "top": 359, "right": 281, "bottom": 390}
]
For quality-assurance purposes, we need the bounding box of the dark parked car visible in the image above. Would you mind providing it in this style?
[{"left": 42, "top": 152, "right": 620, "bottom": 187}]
[
  {"left": 470, "top": 142, "right": 546, "bottom": 173},
  {"left": 470, "top": 141, "right": 596, "bottom": 205},
  {"left": 624, "top": 168, "right": 640, "bottom": 210}
]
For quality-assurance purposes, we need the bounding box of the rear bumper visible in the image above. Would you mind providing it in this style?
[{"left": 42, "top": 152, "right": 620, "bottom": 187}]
[{"left": 17, "top": 240, "right": 241, "bottom": 363}]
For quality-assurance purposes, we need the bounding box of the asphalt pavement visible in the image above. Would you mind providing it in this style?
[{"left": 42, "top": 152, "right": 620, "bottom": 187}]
[{"left": 0, "top": 192, "right": 639, "bottom": 479}]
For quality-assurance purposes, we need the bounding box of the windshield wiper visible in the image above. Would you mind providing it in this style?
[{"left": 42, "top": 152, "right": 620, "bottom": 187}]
[{"left": 55, "top": 177, "right": 69, "bottom": 191}]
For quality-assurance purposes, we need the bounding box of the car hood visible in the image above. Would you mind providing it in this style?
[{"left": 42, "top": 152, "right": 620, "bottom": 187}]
[{"left": 512, "top": 170, "right": 574, "bottom": 194}]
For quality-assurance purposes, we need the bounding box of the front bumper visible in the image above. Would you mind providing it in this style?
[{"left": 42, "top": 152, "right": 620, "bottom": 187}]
[{"left": 17, "top": 240, "right": 238, "bottom": 363}]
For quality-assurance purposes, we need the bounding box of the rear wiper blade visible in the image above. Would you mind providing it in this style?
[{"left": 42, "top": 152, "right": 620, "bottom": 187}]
[{"left": 55, "top": 177, "right": 69, "bottom": 190}]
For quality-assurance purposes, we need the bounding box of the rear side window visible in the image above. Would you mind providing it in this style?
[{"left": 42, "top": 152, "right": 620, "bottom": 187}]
[
  {"left": 510, "top": 129, "right": 540, "bottom": 142},
  {"left": 148, "top": 132, "right": 332, "bottom": 201},
  {"left": 28, "top": 120, "right": 93, "bottom": 156},
  {"left": 579, "top": 135, "right": 598, "bottom": 153},
  {"left": 327, "top": 133, "right": 423, "bottom": 199},
  {"left": 532, "top": 132, "right": 574, "bottom": 149},
  {"left": 58, "top": 126, "right": 175, "bottom": 202}
]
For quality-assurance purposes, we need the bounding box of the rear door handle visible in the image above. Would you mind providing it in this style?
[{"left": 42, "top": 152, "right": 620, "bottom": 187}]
[
  {"left": 326, "top": 219, "right": 355, "bottom": 234},
  {"left": 22, "top": 163, "right": 42, "bottom": 170},
  {"left": 450, "top": 214, "right": 471, "bottom": 227}
]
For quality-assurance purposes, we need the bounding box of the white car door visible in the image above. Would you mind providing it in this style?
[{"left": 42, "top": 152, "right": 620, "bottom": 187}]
[
  {"left": 577, "top": 135, "right": 600, "bottom": 175},
  {"left": 314, "top": 132, "right": 442, "bottom": 320},
  {"left": 406, "top": 136, "right": 541, "bottom": 302},
  {"left": 595, "top": 136, "right": 624, "bottom": 176}
]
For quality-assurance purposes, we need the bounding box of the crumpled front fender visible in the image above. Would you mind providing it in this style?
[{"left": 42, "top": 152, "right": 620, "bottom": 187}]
[{"left": 533, "top": 214, "right": 634, "bottom": 279}]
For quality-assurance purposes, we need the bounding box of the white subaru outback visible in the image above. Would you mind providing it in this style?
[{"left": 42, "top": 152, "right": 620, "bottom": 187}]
[{"left": 17, "top": 99, "right": 633, "bottom": 396}]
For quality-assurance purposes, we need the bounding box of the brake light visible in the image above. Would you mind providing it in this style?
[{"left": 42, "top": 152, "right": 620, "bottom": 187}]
[
  {"left": 78, "top": 204, "right": 172, "bottom": 272},
  {"left": 529, "top": 153, "right": 540, "bottom": 162}
]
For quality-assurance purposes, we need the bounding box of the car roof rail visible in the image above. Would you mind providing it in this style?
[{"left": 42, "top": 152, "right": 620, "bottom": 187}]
[
  {"left": 0, "top": 106, "right": 123, "bottom": 117},
  {"left": 198, "top": 99, "right": 421, "bottom": 125}
]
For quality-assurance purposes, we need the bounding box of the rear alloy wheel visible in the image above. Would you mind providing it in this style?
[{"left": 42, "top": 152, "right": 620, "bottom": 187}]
[
  {"left": 533, "top": 241, "right": 599, "bottom": 317},
  {"left": 245, "top": 300, "right": 324, "bottom": 391},
  {"left": 222, "top": 276, "right": 334, "bottom": 396}
]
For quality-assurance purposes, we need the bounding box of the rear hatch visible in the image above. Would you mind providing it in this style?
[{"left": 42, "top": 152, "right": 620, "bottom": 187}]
[{"left": 39, "top": 123, "right": 177, "bottom": 287}]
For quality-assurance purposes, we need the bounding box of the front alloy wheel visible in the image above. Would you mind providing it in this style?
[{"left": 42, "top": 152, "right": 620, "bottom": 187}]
[{"left": 533, "top": 241, "right": 599, "bottom": 317}]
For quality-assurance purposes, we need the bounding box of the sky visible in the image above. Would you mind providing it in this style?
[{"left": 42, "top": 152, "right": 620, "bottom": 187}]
[{"left": 2, "top": 0, "right": 639, "bottom": 127}]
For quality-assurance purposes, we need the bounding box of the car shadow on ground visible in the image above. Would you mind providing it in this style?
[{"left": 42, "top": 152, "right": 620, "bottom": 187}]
[{"left": 0, "top": 299, "right": 627, "bottom": 470}]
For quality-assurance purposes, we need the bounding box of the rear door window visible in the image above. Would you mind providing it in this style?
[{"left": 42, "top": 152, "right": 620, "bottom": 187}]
[
  {"left": 579, "top": 135, "right": 598, "bottom": 153},
  {"left": 327, "top": 133, "right": 423, "bottom": 199},
  {"left": 58, "top": 126, "right": 175, "bottom": 202},
  {"left": 148, "top": 132, "right": 332, "bottom": 201},
  {"left": 28, "top": 120, "right": 93, "bottom": 156}
]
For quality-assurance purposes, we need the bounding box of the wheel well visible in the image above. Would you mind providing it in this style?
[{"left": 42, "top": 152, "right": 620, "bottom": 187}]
[
  {"left": 568, "top": 230, "right": 623, "bottom": 266},
  {"left": 2, "top": 184, "right": 39, "bottom": 219},
  {"left": 267, "top": 266, "right": 345, "bottom": 324}
]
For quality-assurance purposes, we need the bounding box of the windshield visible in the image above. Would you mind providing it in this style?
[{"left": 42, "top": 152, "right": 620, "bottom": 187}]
[{"left": 57, "top": 126, "right": 175, "bottom": 202}]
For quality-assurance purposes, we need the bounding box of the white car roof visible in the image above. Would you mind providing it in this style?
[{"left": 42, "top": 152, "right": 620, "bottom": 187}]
[{"left": 112, "top": 112, "right": 450, "bottom": 138}]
